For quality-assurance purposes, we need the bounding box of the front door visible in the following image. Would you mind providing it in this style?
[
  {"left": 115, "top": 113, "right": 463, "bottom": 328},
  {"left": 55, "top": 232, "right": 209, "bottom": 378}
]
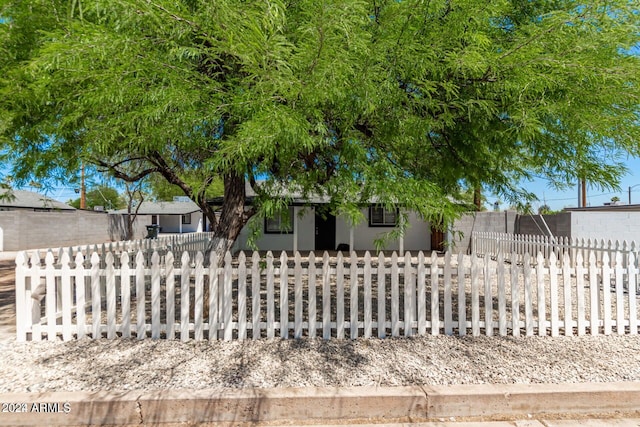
[
  {"left": 315, "top": 213, "right": 336, "bottom": 251},
  {"left": 430, "top": 224, "right": 445, "bottom": 252}
]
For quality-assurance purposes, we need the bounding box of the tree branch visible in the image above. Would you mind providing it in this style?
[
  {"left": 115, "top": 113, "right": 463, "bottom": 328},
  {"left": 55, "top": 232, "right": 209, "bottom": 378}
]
[
  {"left": 146, "top": 1, "right": 208, "bottom": 37},
  {"left": 94, "top": 158, "right": 158, "bottom": 182},
  {"left": 147, "top": 151, "right": 195, "bottom": 198}
]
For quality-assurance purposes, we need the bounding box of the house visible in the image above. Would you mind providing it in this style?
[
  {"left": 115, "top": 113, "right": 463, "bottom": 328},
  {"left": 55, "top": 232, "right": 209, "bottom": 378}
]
[
  {"left": 0, "top": 189, "right": 76, "bottom": 212},
  {"left": 111, "top": 198, "right": 204, "bottom": 234},
  {"left": 225, "top": 184, "right": 438, "bottom": 253}
]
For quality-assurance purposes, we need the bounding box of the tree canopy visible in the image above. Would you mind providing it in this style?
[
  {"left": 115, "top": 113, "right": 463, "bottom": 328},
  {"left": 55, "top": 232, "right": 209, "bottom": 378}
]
[
  {"left": 1, "top": 0, "right": 639, "bottom": 251},
  {"left": 68, "top": 185, "right": 125, "bottom": 210}
]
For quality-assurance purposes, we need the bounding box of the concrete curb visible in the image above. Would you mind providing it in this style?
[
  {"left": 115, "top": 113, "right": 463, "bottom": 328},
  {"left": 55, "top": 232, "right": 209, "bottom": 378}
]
[{"left": 0, "top": 382, "right": 639, "bottom": 426}]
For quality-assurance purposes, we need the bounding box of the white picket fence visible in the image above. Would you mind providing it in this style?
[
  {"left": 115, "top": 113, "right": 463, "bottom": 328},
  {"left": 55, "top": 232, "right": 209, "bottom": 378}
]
[
  {"left": 15, "top": 247, "right": 640, "bottom": 341},
  {"left": 472, "top": 231, "right": 638, "bottom": 266},
  {"left": 42, "top": 232, "right": 216, "bottom": 266}
]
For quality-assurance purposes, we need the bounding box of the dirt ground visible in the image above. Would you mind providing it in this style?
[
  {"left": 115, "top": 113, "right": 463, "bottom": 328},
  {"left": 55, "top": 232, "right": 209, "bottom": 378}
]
[{"left": 0, "top": 260, "right": 16, "bottom": 341}]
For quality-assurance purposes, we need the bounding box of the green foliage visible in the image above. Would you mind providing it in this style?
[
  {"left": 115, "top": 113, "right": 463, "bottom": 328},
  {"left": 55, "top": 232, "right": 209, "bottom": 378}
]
[
  {"left": 1, "top": 0, "right": 639, "bottom": 242},
  {"left": 537, "top": 204, "right": 562, "bottom": 215},
  {"left": 68, "top": 185, "right": 125, "bottom": 210},
  {"left": 148, "top": 174, "right": 223, "bottom": 202}
]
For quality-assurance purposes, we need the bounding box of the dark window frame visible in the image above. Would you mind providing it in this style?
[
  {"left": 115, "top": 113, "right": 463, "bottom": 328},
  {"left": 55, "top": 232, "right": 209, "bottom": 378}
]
[
  {"left": 368, "top": 206, "right": 398, "bottom": 227},
  {"left": 264, "top": 207, "right": 294, "bottom": 234},
  {"left": 182, "top": 213, "right": 191, "bottom": 224}
]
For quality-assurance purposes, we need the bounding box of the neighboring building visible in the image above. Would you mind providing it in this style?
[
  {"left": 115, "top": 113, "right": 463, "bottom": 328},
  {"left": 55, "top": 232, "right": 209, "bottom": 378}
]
[
  {"left": 112, "top": 199, "right": 203, "bottom": 234},
  {"left": 0, "top": 189, "right": 75, "bottom": 212}
]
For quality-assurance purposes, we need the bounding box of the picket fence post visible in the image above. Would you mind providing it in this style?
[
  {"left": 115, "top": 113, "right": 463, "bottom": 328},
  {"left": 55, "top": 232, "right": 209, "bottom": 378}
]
[
  {"left": 281, "top": 251, "right": 289, "bottom": 339},
  {"left": 457, "top": 252, "right": 466, "bottom": 336},
  {"left": 350, "top": 251, "right": 359, "bottom": 339},
  {"left": 628, "top": 252, "right": 638, "bottom": 335},
  {"left": 363, "top": 251, "right": 372, "bottom": 338},
  {"left": 72, "top": 251, "right": 86, "bottom": 340},
  {"left": 121, "top": 252, "right": 131, "bottom": 339},
  {"left": 15, "top": 252, "right": 28, "bottom": 342},
  {"left": 135, "top": 250, "right": 146, "bottom": 339},
  {"left": 250, "top": 251, "right": 260, "bottom": 340},
  {"left": 238, "top": 251, "right": 248, "bottom": 341},
  {"left": 377, "top": 252, "right": 385, "bottom": 339}
]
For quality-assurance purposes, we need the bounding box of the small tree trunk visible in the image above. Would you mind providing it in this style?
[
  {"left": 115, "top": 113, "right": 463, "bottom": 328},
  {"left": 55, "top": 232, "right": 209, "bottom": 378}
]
[
  {"left": 473, "top": 186, "right": 482, "bottom": 211},
  {"left": 124, "top": 183, "right": 144, "bottom": 240}
]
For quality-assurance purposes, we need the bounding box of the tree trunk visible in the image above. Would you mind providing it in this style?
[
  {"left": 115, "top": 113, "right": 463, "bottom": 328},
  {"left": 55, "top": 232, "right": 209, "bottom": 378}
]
[
  {"left": 124, "top": 183, "right": 144, "bottom": 240},
  {"left": 473, "top": 186, "right": 482, "bottom": 211},
  {"left": 204, "top": 171, "right": 254, "bottom": 264}
]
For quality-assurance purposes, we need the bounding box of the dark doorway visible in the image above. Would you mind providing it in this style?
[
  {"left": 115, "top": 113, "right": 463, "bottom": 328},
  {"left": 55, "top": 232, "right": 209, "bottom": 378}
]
[
  {"left": 430, "top": 224, "right": 445, "bottom": 252},
  {"left": 315, "top": 212, "right": 336, "bottom": 251}
]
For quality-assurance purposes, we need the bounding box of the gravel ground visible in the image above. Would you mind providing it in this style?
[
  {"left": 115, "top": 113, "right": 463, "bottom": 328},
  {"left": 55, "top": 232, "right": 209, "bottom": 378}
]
[
  {"left": 3, "top": 255, "right": 640, "bottom": 395},
  {"left": 1, "top": 335, "right": 640, "bottom": 393}
]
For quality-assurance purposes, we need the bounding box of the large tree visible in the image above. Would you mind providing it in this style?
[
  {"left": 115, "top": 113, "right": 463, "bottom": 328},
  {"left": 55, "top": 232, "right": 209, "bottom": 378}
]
[{"left": 1, "top": 0, "right": 639, "bottom": 255}]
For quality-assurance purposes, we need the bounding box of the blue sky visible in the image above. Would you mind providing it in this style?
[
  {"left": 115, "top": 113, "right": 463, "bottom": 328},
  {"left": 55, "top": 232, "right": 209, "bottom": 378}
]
[{"left": 486, "top": 156, "right": 640, "bottom": 212}]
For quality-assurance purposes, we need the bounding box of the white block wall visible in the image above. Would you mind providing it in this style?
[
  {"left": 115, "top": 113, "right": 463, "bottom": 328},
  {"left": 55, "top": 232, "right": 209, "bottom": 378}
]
[{"left": 570, "top": 212, "right": 640, "bottom": 244}]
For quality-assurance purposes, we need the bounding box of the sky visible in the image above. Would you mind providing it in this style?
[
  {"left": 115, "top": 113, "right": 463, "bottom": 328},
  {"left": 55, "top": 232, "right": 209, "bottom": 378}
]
[{"left": 485, "top": 156, "right": 640, "bottom": 212}]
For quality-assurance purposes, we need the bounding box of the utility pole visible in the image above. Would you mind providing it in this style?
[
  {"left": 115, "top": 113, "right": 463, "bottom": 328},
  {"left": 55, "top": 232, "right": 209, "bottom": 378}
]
[
  {"left": 581, "top": 178, "right": 587, "bottom": 208},
  {"left": 577, "top": 180, "right": 581, "bottom": 207},
  {"left": 630, "top": 184, "right": 640, "bottom": 205},
  {"left": 80, "top": 163, "right": 86, "bottom": 209}
]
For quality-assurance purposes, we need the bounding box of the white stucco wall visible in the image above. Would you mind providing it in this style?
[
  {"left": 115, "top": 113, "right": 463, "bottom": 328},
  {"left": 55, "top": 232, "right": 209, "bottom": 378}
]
[
  {"left": 296, "top": 207, "right": 315, "bottom": 250},
  {"left": 158, "top": 214, "right": 200, "bottom": 233},
  {"left": 336, "top": 210, "right": 430, "bottom": 251},
  {"left": 234, "top": 207, "right": 431, "bottom": 252},
  {"left": 570, "top": 212, "right": 640, "bottom": 244},
  {"left": 233, "top": 206, "right": 308, "bottom": 252}
]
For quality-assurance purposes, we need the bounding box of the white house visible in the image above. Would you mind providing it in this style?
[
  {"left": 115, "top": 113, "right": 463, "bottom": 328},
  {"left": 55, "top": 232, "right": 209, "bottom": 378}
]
[
  {"left": 112, "top": 199, "right": 203, "bottom": 234},
  {"left": 226, "top": 182, "right": 438, "bottom": 253},
  {"left": 232, "top": 204, "right": 436, "bottom": 253}
]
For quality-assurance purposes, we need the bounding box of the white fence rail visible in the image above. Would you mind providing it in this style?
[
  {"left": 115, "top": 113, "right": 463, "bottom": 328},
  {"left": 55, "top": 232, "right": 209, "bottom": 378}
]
[
  {"left": 42, "top": 232, "right": 215, "bottom": 266},
  {"left": 15, "top": 248, "right": 640, "bottom": 341},
  {"left": 471, "top": 231, "right": 638, "bottom": 266}
]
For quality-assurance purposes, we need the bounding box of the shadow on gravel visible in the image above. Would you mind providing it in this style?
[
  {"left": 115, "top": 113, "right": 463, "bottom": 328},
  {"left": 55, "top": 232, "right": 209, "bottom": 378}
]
[{"left": 0, "top": 260, "right": 16, "bottom": 337}]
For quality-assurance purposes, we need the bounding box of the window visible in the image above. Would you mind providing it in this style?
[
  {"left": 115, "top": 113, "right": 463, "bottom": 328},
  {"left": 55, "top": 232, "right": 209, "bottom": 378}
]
[
  {"left": 151, "top": 215, "right": 158, "bottom": 225},
  {"left": 265, "top": 207, "right": 294, "bottom": 234},
  {"left": 182, "top": 213, "right": 191, "bottom": 224},
  {"left": 369, "top": 206, "right": 398, "bottom": 227}
]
